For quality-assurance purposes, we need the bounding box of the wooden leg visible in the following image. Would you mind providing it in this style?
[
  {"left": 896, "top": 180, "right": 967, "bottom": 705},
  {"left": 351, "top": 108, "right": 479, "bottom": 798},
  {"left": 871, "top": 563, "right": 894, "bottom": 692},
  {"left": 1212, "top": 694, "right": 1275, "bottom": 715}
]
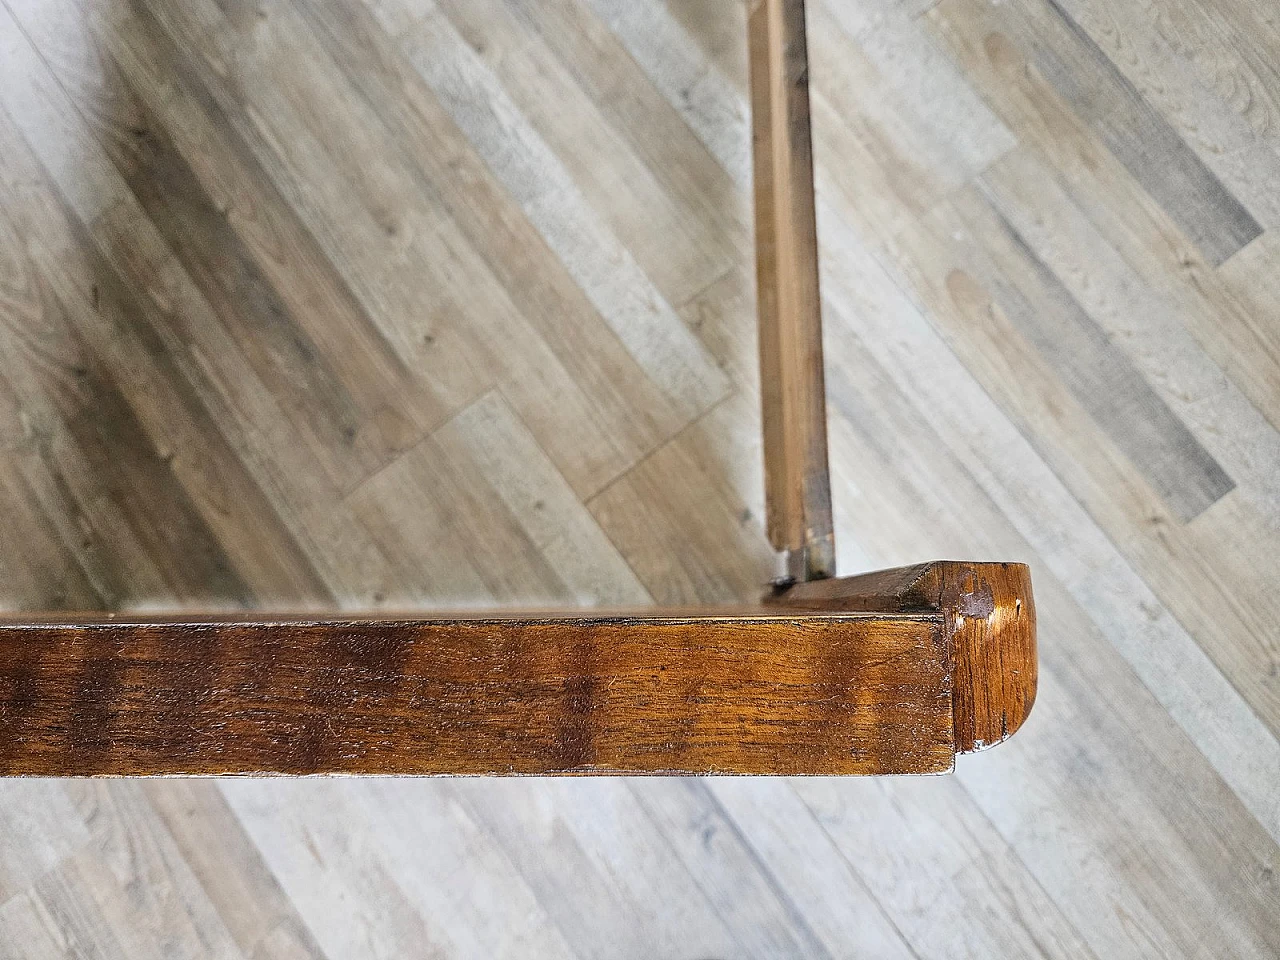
[{"left": 749, "top": 0, "right": 835, "bottom": 583}]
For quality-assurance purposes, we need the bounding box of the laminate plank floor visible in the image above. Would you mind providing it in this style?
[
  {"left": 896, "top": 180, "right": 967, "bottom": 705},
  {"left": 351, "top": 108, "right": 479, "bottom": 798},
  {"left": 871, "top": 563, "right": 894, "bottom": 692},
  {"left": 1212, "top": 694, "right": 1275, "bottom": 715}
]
[{"left": 1, "top": 0, "right": 1277, "bottom": 956}]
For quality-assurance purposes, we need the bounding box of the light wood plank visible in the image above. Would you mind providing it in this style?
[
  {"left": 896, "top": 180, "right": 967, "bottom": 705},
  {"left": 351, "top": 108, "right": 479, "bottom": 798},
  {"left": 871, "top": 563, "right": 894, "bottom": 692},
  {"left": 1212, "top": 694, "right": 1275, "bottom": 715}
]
[
  {"left": 287, "top": 0, "right": 698, "bottom": 497},
  {"left": 926, "top": 0, "right": 1280, "bottom": 435},
  {"left": 813, "top": 195, "right": 1280, "bottom": 842},
  {"left": 435, "top": 0, "right": 738, "bottom": 308},
  {"left": 372, "top": 0, "right": 731, "bottom": 420},
  {"left": 1, "top": 0, "right": 1278, "bottom": 955},
  {"left": 450, "top": 779, "right": 745, "bottom": 959}
]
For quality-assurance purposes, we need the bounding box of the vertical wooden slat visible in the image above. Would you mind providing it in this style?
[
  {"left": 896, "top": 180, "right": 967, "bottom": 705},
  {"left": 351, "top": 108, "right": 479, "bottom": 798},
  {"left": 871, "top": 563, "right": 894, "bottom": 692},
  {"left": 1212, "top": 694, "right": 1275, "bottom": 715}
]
[{"left": 749, "top": 0, "right": 835, "bottom": 582}]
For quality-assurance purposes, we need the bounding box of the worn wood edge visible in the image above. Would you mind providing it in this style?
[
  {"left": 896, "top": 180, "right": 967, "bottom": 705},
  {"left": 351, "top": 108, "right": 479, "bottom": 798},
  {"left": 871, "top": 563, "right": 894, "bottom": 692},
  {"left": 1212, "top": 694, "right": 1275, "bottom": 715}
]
[
  {"left": 0, "top": 610, "right": 939, "bottom": 627},
  {"left": 769, "top": 562, "right": 1038, "bottom": 753},
  {"left": 0, "top": 610, "right": 955, "bottom": 778}
]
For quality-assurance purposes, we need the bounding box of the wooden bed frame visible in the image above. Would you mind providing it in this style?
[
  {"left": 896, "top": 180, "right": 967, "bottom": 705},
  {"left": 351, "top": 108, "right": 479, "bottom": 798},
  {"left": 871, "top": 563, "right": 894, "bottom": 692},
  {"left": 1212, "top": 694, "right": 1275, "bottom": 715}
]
[{"left": 0, "top": 0, "right": 1036, "bottom": 777}]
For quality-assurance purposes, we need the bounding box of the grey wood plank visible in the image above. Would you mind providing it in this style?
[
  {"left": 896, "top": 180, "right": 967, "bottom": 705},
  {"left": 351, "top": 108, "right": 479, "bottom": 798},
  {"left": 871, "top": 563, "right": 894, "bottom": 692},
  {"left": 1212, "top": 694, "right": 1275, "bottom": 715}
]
[
  {"left": 0, "top": 141, "right": 261, "bottom": 608},
  {"left": 230, "top": 0, "right": 706, "bottom": 498},
  {"left": 1051, "top": 0, "right": 1280, "bottom": 231},
  {"left": 0, "top": 3, "right": 347, "bottom": 606},
  {"left": 371, "top": 0, "right": 730, "bottom": 421},
  {"left": 891, "top": 175, "right": 1280, "bottom": 744},
  {"left": 4, "top": 0, "right": 446, "bottom": 495},
  {"left": 348, "top": 411, "right": 575, "bottom": 607},
  {"left": 1218, "top": 230, "right": 1280, "bottom": 430},
  {"left": 0, "top": 1, "right": 1277, "bottom": 958},
  {"left": 144, "top": 783, "right": 331, "bottom": 960},
  {"left": 624, "top": 779, "right": 845, "bottom": 960},
  {"left": 926, "top": 0, "right": 1280, "bottom": 440},
  {"left": 0, "top": 460, "right": 105, "bottom": 611},
  {"left": 0, "top": 893, "right": 74, "bottom": 960},
  {"left": 434, "top": 392, "right": 651, "bottom": 605},
  {"left": 954, "top": 183, "right": 1234, "bottom": 521},
  {"left": 0, "top": 783, "right": 90, "bottom": 907},
  {"left": 696, "top": 779, "right": 920, "bottom": 960},
  {"left": 575, "top": 0, "right": 754, "bottom": 185},
  {"left": 130, "top": 0, "right": 503, "bottom": 408},
  {"left": 223, "top": 781, "right": 583, "bottom": 960},
  {"left": 816, "top": 0, "right": 1017, "bottom": 181},
  {"left": 808, "top": 287, "right": 1280, "bottom": 958},
  {"left": 814, "top": 193, "right": 1280, "bottom": 844},
  {"left": 32, "top": 781, "right": 251, "bottom": 960},
  {"left": 449, "top": 779, "right": 741, "bottom": 960},
  {"left": 991, "top": 0, "right": 1262, "bottom": 264},
  {"left": 917, "top": 0, "right": 1280, "bottom": 735},
  {"left": 435, "top": 0, "right": 739, "bottom": 309},
  {"left": 507, "top": 0, "right": 751, "bottom": 253},
  {"left": 218, "top": 783, "right": 454, "bottom": 960},
  {"left": 976, "top": 147, "right": 1280, "bottom": 526}
]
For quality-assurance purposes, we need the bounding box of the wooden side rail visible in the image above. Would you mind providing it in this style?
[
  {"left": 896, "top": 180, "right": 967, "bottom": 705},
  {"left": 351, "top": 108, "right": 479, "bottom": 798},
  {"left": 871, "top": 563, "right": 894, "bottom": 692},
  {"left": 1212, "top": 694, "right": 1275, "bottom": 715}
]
[{"left": 0, "top": 563, "right": 1035, "bottom": 776}]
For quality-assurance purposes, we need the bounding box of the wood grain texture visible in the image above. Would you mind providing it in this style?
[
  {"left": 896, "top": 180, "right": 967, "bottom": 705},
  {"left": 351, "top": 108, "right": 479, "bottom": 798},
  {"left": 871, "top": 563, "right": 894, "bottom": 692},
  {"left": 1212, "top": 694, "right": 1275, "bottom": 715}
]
[
  {"left": 749, "top": 0, "right": 835, "bottom": 580},
  {"left": 996, "top": 0, "right": 1262, "bottom": 265},
  {"left": 0, "top": 559, "right": 1037, "bottom": 776},
  {"left": 0, "top": 610, "right": 955, "bottom": 776},
  {"left": 909, "top": 183, "right": 1236, "bottom": 522},
  {"left": 773, "top": 561, "right": 1037, "bottom": 752},
  {"left": 2, "top": 0, "right": 1279, "bottom": 953}
]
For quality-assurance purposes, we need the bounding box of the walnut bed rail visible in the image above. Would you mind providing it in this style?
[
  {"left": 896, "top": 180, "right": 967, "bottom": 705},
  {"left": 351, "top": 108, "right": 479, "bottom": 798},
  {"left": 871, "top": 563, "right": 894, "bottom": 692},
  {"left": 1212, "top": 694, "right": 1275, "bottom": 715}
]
[
  {"left": 0, "top": 0, "right": 1036, "bottom": 777},
  {"left": 0, "top": 563, "right": 1035, "bottom": 777}
]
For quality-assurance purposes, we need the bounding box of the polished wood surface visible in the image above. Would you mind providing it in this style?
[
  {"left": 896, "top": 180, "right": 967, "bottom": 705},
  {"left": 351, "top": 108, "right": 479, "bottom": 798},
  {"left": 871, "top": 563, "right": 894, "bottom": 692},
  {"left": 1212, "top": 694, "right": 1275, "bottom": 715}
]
[
  {"left": 775, "top": 561, "right": 1037, "bottom": 753},
  {"left": 749, "top": 0, "right": 835, "bottom": 580},
  {"left": 0, "top": 611, "right": 953, "bottom": 777},
  {"left": 2, "top": 0, "right": 1278, "bottom": 955},
  {"left": 0, "top": 560, "right": 1033, "bottom": 776}
]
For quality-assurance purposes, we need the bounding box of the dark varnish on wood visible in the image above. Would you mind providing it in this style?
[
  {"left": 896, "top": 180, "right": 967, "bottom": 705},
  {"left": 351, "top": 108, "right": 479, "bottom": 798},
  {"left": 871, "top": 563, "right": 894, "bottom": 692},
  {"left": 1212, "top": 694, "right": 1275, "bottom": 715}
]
[
  {"left": 0, "top": 611, "right": 954, "bottom": 776},
  {"left": 772, "top": 561, "right": 1038, "bottom": 753},
  {"left": 0, "top": 563, "right": 1036, "bottom": 776}
]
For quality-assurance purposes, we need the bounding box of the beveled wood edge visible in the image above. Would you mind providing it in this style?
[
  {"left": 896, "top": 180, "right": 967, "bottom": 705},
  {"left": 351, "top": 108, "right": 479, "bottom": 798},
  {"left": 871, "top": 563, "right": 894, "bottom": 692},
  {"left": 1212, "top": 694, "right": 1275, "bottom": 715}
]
[
  {"left": 768, "top": 561, "right": 1038, "bottom": 754},
  {"left": 0, "top": 610, "right": 942, "bottom": 627}
]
